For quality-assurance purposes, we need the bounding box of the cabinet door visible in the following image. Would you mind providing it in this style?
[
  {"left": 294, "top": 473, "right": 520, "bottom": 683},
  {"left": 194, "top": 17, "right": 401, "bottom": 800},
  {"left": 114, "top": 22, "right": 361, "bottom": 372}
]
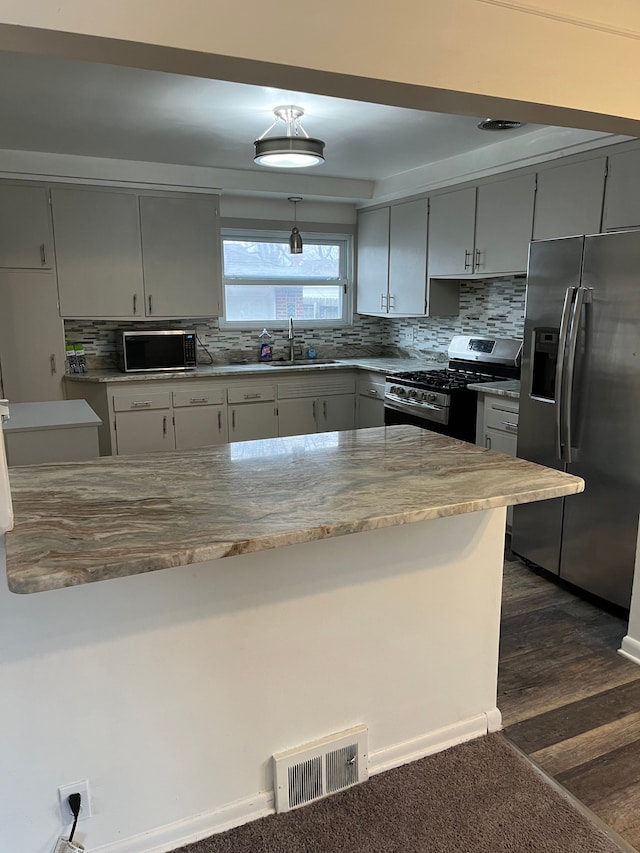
[
  {"left": 356, "top": 207, "right": 390, "bottom": 315},
  {"left": 174, "top": 405, "right": 227, "bottom": 449},
  {"left": 318, "top": 394, "right": 356, "bottom": 433},
  {"left": 603, "top": 149, "right": 640, "bottom": 230},
  {"left": 0, "top": 185, "right": 53, "bottom": 269},
  {"left": 278, "top": 397, "right": 317, "bottom": 437},
  {"left": 115, "top": 409, "right": 175, "bottom": 455},
  {"left": 228, "top": 402, "right": 278, "bottom": 442},
  {"left": 358, "top": 393, "right": 385, "bottom": 428},
  {"left": 52, "top": 188, "right": 143, "bottom": 318},
  {"left": 388, "top": 198, "right": 427, "bottom": 315},
  {"left": 475, "top": 174, "right": 535, "bottom": 274},
  {"left": 427, "top": 187, "right": 476, "bottom": 277},
  {"left": 140, "top": 195, "right": 221, "bottom": 317},
  {"left": 484, "top": 425, "right": 517, "bottom": 456},
  {"left": 0, "top": 270, "right": 65, "bottom": 402},
  {"left": 533, "top": 158, "right": 606, "bottom": 240}
]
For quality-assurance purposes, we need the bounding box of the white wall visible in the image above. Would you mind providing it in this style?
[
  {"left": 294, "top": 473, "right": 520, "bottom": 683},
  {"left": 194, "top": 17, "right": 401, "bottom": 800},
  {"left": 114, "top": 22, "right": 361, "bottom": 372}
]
[
  {"left": 0, "top": 508, "right": 505, "bottom": 852},
  {"left": 1, "top": 2, "right": 640, "bottom": 133}
]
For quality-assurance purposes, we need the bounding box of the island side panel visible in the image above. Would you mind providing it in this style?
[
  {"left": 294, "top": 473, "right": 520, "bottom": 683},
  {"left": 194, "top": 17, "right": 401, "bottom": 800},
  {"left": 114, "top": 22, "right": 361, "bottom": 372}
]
[{"left": 0, "top": 507, "right": 506, "bottom": 852}]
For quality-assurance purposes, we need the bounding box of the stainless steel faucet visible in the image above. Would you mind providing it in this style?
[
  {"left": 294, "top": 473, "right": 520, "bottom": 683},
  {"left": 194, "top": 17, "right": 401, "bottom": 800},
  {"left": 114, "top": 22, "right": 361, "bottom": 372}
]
[{"left": 288, "top": 316, "right": 295, "bottom": 363}]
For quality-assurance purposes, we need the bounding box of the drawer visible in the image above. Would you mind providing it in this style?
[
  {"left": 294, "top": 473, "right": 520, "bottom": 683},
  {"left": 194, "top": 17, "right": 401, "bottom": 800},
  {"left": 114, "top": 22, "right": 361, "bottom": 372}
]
[
  {"left": 227, "top": 384, "right": 276, "bottom": 404},
  {"left": 485, "top": 404, "right": 519, "bottom": 434},
  {"left": 358, "top": 379, "right": 385, "bottom": 399},
  {"left": 112, "top": 390, "right": 171, "bottom": 412},
  {"left": 173, "top": 387, "right": 225, "bottom": 407},
  {"left": 278, "top": 376, "right": 356, "bottom": 399}
]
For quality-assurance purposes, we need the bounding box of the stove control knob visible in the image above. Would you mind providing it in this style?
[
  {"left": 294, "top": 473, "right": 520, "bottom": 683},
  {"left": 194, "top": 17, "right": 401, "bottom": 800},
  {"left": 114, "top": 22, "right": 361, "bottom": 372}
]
[
  {"left": 390, "top": 385, "right": 403, "bottom": 396},
  {"left": 426, "top": 393, "right": 437, "bottom": 403},
  {"left": 408, "top": 389, "right": 418, "bottom": 399}
]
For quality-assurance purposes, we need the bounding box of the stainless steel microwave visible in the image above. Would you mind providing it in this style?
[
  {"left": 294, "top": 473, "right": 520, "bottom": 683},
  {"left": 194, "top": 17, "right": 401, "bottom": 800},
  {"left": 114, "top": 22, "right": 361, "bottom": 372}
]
[{"left": 121, "top": 330, "right": 197, "bottom": 373}]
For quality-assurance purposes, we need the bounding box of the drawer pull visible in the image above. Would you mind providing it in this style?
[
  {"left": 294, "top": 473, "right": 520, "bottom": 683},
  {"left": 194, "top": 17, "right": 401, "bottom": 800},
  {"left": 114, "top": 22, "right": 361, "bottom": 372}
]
[
  {"left": 189, "top": 397, "right": 208, "bottom": 404},
  {"left": 132, "top": 400, "right": 152, "bottom": 408},
  {"left": 367, "top": 389, "right": 379, "bottom": 397},
  {"left": 243, "top": 393, "right": 261, "bottom": 400},
  {"left": 504, "top": 422, "right": 518, "bottom": 433}
]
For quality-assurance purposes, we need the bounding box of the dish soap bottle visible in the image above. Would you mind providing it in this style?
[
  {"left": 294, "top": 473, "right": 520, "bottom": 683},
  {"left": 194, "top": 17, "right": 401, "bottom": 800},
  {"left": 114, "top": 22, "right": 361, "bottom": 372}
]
[{"left": 258, "top": 328, "right": 273, "bottom": 361}]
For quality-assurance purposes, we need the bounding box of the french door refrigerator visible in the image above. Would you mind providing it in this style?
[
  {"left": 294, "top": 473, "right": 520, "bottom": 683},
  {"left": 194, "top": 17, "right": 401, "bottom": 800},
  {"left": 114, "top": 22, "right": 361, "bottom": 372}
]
[{"left": 512, "top": 230, "right": 640, "bottom": 608}]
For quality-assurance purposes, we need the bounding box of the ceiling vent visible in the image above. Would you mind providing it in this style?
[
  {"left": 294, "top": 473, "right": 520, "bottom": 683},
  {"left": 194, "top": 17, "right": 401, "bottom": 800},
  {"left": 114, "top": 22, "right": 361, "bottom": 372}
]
[
  {"left": 477, "top": 118, "right": 524, "bottom": 131},
  {"left": 273, "top": 725, "right": 368, "bottom": 813}
]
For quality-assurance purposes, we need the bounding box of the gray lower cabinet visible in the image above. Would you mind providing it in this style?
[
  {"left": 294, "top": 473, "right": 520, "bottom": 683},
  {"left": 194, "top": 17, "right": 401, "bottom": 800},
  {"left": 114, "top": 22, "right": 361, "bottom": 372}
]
[
  {"left": 227, "top": 384, "right": 278, "bottom": 442},
  {"left": 0, "top": 270, "right": 66, "bottom": 402},
  {"left": 277, "top": 375, "right": 356, "bottom": 436},
  {"left": 172, "top": 387, "right": 228, "bottom": 449},
  {"left": 115, "top": 409, "right": 175, "bottom": 455},
  {"left": 357, "top": 372, "right": 385, "bottom": 428},
  {"left": 476, "top": 392, "right": 520, "bottom": 528},
  {"left": 0, "top": 184, "right": 53, "bottom": 270}
]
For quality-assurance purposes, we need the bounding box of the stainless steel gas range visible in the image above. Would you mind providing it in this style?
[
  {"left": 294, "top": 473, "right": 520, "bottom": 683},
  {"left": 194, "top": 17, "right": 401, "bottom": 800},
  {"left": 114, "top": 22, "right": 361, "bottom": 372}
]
[{"left": 384, "top": 335, "right": 522, "bottom": 442}]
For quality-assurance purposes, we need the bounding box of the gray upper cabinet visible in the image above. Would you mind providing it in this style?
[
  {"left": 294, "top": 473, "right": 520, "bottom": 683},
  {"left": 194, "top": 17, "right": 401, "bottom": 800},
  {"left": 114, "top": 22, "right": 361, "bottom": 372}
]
[
  {"left": 428, "top": 187, "right": 476, "bottom": 277},
  {"left": 533, "top": 158, "right": 606, "bottom": 240},
  {"left": 139, "top": 194, "right": 221, "bottom": 317},
  {"left": 0, "top": 185, "right": 53, "bottom": 270},
  {"left": 356, "top": 206, "right": 390, "bottom": 315},
  {"left": 388, "top": 198, "right": 428, "bottom": 314},
  {"left": 474, "top": 173, "right": 536, "bottom": 275},
  {"left": 53, "top": 187, "right": 144, "bottom": 318},
  {"left": 603, "top": 148, "right": 640, "bottom": 231}
]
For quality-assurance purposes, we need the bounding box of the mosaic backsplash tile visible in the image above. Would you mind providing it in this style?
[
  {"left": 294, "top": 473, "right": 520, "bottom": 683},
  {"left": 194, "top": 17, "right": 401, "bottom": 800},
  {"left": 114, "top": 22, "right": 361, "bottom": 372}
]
[{"left": 64, "top": 277, "right": 526, "bottom": 368}]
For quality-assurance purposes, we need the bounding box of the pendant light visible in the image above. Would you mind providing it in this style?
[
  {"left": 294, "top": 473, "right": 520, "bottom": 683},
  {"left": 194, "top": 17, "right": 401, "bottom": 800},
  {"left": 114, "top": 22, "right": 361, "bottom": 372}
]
[
  {"left": 254, "top": 106, "right": 325, "bottom": 168},
  {"left": 289, "top": 197, "right": 303, "bottom": 254}
]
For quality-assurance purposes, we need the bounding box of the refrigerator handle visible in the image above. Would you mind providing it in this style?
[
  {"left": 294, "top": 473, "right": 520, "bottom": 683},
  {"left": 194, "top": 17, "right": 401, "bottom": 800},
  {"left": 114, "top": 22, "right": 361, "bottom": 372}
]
[
  {"left": 555, "top": 286, "right": 577, "bottom": 461},
  {"left": 564, "top": 287, "right": 591, "bottom": 464}
]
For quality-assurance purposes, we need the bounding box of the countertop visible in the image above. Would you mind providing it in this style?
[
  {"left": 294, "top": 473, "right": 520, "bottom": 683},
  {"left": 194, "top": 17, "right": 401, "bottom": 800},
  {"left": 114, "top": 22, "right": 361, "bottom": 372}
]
[
  {"left": 2, "top": 400, "right": 102, "bottom": 432},
  {"left": 63, "top": 357, "right": 442, "bottom": 383},
  {"left": 467, "top": 380, "right": 521, "bottom": 400},
  {"left": 5, "top": 425, "right": 583, "bottom": 594}
]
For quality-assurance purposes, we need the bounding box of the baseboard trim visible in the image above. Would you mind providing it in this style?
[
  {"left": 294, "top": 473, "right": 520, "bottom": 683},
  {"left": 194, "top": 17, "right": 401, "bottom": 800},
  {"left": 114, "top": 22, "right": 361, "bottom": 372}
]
[
  {"left": 368, "top": 711, "right": 493, "bottom": 776},
  {"left": 619, "top": 635, "right": 640, "bottom": 667},
  {"left": 92, "top": 711, "right": 500, "bottom": 852},
  {"left": 91, "top": 792, "right": 275, "bottom": 853}
]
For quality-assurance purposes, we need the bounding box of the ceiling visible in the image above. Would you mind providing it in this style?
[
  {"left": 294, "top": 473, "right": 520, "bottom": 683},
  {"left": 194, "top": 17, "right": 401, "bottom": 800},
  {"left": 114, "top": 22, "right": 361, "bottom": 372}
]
[{"left": 0, "top": 49, "right": 552, "bottom": 182}]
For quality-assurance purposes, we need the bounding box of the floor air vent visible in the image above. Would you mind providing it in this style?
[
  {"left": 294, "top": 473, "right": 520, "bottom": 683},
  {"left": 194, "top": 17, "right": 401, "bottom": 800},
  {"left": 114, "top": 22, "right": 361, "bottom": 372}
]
[{"left": 273, "top": 725, "right": 368, "bottom": 813}]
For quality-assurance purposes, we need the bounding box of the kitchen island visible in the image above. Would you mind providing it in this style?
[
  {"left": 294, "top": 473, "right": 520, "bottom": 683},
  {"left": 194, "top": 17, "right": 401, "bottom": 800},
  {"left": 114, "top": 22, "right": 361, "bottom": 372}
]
[{"left": 1, "top": 426, "right": 583, "bottom": 852}]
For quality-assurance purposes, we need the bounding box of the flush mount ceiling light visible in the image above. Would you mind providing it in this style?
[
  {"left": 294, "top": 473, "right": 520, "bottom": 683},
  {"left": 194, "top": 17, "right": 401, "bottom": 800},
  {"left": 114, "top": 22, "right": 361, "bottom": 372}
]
[
  {"left": 288, "top": 197, "right": 303, "bottom": 254},
  {"left": 254, "top": 106, "right": 325, "bottom": 168},
  {"left": 477, "top": 118, "right": 524, "bottom": 131}
]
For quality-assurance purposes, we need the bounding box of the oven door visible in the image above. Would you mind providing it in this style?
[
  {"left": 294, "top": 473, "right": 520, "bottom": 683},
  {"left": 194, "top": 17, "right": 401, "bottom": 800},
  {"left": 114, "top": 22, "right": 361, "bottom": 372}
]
[{"left": 384, "top": 396, "right": 452, "bottom": 436}]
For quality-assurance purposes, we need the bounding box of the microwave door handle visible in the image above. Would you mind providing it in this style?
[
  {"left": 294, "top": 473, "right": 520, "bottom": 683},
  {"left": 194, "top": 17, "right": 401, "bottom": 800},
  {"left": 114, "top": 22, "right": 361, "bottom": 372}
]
[
  {"left": 564, "top": 286, "right": 591, "bottom": 464},
  {"left": 555, "top": 286, "right": 576, "bottom": 462}
]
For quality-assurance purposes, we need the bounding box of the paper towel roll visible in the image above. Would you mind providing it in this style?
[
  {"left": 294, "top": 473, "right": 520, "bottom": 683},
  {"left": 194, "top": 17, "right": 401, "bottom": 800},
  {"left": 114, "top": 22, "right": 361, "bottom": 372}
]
[{"left": 0, "top": 401, "right": 14, "bottom": 534}]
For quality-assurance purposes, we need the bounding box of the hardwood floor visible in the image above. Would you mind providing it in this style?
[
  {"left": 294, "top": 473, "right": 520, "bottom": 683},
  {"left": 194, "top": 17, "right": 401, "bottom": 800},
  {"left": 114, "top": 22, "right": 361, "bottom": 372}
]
[{"left": 500, "top": 554, "right": 640, "bottom": 851}]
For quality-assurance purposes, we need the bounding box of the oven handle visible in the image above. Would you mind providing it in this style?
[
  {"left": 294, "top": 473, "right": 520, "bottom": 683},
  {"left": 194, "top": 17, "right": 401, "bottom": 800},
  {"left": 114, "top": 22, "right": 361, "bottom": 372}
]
[{"left": 385, "top": 394, "right": 447, "bottom": 413}]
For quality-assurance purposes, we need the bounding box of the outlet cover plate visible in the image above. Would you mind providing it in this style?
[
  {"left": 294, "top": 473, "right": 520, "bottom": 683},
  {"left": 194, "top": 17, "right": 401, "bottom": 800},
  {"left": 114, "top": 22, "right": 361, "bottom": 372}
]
[{"left": 58, "top": 779, "right": 91, "bottom": 822}]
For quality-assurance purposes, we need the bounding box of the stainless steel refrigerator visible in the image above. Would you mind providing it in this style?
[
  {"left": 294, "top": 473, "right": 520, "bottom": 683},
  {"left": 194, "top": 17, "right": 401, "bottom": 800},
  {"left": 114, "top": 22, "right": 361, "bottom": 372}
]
[{"left": 512, "top": 230, "right": 640, "bottom": 608}]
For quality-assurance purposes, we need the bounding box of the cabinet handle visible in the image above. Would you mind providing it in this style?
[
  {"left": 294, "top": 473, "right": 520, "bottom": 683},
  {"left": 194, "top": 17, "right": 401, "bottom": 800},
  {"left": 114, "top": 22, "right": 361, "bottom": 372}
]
[
  {"left": 504, "top": 422, "right": 518, "bottom": 433},
  {"left": 132, "top": 400, "right": 152, "bottom": 408},
  {"left": 464, "top": 249, "right": 472, "bottom": 271},
  {"left": 148, "top": 294, "right": 153, "bottom": 314},
  {"left": 232, "top": 410, "right": 236, "bottom": 430},
  {"left": 190, "top": 396, "right": 208, "bottom": 404},
  {"left": 474, "top": 248, "right": 483, "bottom": 270},
  {"left": 40, "top": 243, "right": 47, "bottom": 266},
  {"left": 485, "top": 435, "right": 491, "bottom": 449},
  {"left": 243, "top": 393, "right": 261, "bottom": 400},
  {"left": 218, "top": 410, "right": 222, "bottom": 431},
  {"left": 133, "top": 293, "right": 137, "bottom": 314},
  {"left": 50, "top": 354, "right": 57, "bottom": 375},
  {"left": 323, "top": 399, "right": 328, "bottom": 419},
  {"left": 162, "top": 415, "right": 167, "bottom": 436},
  {"left": 312, "top": 400, "right": 317, "bottom": 420},
  {"left": 388, "top": 294, "right": 395, "bottom": 310},
  {"left": 380, "top": 293, "right": 388, "bottom": 310}
]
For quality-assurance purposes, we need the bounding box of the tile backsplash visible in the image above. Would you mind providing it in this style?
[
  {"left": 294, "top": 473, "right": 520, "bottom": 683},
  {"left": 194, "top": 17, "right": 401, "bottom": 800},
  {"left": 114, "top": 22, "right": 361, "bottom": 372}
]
[{"left": 64, "top": 277, "right": 526, "bottom": 369}]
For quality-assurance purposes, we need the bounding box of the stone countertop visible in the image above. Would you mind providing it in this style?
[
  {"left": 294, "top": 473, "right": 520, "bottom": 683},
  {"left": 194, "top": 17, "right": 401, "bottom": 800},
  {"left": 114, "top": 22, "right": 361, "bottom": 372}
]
[
  {"left": 2, "top": 400, "right": 102, "bottom": 432},
  {"left": 63, "top": 357, "right": 442, "bottom": 383},
  {"left": 467, "top": 380, "right": 521, "bottom": 400},
  {"left": 5, "top": 425, "right": 583, "bottom": 594}
]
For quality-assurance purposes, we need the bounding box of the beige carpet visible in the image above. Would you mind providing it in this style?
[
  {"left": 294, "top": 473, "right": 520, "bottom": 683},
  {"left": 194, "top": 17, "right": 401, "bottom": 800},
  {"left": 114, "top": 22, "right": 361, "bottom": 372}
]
[{"left": 174, "top": 734, "right": 626, "bottom": 852}]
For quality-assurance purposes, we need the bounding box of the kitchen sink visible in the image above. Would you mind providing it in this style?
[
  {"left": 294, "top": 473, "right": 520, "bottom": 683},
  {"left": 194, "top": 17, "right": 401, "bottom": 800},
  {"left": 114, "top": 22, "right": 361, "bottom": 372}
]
[{"left": 263, "top": 359, "right": 338, "bottom": 367}]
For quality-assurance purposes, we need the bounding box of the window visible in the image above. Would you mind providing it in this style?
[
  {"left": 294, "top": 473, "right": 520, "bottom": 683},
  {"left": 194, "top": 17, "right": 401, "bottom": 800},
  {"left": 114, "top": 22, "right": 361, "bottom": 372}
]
[{"left": 221, "top": 230, "right": 352, "bottom": 328}]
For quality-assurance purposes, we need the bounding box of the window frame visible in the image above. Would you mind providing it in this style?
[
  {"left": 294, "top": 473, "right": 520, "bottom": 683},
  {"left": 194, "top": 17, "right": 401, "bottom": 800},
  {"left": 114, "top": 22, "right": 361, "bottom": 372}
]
[{"left": 219, "top": 228, "right": 353, "bottom": 330}]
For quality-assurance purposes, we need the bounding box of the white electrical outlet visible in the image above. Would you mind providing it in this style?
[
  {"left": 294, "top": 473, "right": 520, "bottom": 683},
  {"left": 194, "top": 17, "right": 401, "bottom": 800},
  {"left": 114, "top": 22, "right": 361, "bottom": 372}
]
[{"left": 58, "top": 779, "right": 91, "bottom": 823}]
